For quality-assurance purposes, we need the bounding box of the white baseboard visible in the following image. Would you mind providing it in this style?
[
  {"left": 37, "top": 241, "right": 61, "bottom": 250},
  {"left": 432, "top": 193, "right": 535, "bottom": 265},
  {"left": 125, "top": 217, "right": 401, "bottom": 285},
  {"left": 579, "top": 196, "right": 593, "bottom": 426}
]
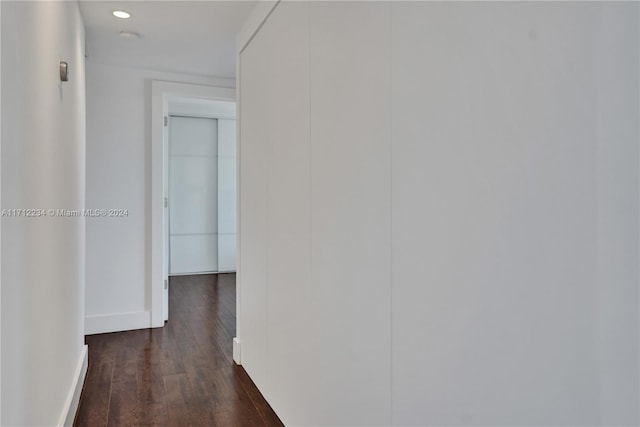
[
  {"left": 85, "top": 310, "right": 151, "bottom": 335},
  {"left": 58, "top": 345, "right": 88, "bottom": 427},
  {"left": 233, "top": 337, "right": 242, "bottom": 365}
]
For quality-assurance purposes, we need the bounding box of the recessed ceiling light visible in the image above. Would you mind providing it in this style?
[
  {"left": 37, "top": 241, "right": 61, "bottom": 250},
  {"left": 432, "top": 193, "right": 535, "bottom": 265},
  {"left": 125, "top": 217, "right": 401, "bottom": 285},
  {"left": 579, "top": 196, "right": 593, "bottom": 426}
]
[
  {"left": 112, "top": 10, "right": 131, "bottom": 19},
  {"left": 119, "top": 30, "right": 141, "bottom": 39}
]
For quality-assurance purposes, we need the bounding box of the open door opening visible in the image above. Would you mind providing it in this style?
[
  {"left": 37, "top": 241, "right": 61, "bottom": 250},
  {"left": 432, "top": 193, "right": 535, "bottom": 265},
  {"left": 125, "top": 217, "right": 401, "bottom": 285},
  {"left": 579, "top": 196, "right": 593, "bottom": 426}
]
[
  {"left": 151, "top": 81, "right": 237, "bottom": 326},
  {"left": 164, "top": 98, "right": 237, "bottom": 321}
]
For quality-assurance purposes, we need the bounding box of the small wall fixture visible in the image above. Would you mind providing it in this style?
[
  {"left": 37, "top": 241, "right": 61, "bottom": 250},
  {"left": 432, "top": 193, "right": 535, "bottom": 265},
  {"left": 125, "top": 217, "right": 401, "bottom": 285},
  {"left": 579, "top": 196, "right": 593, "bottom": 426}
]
[{"left": 59, "top": 61, "right": 69, "bottom": 82}]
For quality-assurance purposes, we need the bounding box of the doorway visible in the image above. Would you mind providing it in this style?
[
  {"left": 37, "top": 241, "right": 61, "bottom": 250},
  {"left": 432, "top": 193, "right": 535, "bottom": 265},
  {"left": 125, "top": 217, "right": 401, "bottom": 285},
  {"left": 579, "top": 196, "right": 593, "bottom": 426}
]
[
  {"left": 165, "top": 99, "right": 237, "bottom": 321},
  {"left": 150, "top": 81, "right": 237, "bottom": 326}
]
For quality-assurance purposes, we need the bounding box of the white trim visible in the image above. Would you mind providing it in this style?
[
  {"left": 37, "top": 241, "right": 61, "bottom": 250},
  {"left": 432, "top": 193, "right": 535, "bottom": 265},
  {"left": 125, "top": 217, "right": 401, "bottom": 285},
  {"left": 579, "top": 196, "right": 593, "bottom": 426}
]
[
  {"left": 85, "top": 311, "right": 151, "bottom": 335},
  {"left": 233, "top": 337, "right": 242, "bottom": 365},
  {"left": 58, "top": 345, "right": 88, "bottom": 427},
  {"left": 151, "top": 80, "right": 236, "bottom": 327}
]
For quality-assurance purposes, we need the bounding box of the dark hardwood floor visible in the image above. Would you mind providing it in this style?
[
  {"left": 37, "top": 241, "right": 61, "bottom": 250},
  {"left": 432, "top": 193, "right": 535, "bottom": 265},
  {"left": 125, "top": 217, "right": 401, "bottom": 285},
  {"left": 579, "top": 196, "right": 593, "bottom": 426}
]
[{"left": 75, "top": 274, "right": 283, "bottom": 427}]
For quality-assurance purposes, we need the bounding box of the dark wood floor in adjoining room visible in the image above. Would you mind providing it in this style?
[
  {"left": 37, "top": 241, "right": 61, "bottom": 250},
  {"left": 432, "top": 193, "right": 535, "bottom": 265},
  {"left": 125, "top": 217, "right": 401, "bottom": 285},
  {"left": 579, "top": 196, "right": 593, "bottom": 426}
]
[{"left": 75, "top": 274, "right": 283, "bottom": 427}]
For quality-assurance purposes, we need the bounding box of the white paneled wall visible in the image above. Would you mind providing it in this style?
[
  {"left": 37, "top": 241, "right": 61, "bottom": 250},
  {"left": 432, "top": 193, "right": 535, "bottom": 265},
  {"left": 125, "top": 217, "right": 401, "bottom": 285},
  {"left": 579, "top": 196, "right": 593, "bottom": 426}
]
[
  {"left": 238, "top": 2, "right": 639, "bottom": 426},
  {"left": 239, "top": 5, "right": 274, "bottom": 396},
  {"left": 262, "top": 2, "right": 312, "bottom": 423},
  {"left": 595, "top": 4, "right": 640, "bottom": 423},
  {"left": 391, "top": 3, "right": 600, "bottom": 424},
  {"left": 308, "top": 2, "right": 391, "bottom": 424},
  {"left": 241, "top": 2, "right": 312, "bottom": 422}
]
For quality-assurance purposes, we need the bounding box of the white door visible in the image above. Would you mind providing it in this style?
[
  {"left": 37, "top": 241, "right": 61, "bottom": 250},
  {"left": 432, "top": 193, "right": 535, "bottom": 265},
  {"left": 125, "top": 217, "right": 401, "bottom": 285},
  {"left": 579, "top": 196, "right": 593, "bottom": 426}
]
[
  {"left": 217, "top": 119, "right": 237, "bottom": 272},
  {"left": 169, "top": 116, "right": 218, "bottom": 274}
]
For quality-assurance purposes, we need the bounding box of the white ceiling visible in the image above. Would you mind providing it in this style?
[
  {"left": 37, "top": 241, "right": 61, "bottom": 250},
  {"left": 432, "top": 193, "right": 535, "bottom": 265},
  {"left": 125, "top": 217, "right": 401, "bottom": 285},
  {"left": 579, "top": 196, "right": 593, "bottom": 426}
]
[{"left": 79, "top": 1, "right": 257, "bottom": 78}]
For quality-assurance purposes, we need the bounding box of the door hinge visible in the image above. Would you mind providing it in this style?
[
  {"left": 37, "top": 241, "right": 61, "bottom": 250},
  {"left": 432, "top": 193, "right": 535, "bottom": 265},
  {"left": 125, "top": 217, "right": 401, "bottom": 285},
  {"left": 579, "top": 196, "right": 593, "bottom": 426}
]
[
  {"left": 164, "top": 116, "right": 168, "bottom": 127},
  {"left": 164, "top": 279, "right": 168, "bottom": 290},
  {"left": 164, "top": 197, "right": 168, "bottom": 208}
]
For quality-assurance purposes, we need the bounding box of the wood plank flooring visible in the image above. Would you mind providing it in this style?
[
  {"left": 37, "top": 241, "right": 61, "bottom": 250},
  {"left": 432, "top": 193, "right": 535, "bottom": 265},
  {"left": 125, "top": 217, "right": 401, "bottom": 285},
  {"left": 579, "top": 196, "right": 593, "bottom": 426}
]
[{"left": 75, "top": 274, "right": 283, "bottom": 427}]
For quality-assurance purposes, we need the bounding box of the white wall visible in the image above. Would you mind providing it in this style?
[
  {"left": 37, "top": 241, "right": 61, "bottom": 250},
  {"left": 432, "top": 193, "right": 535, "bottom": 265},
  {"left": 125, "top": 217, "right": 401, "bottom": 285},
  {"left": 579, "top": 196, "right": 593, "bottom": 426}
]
[
  {"left": 85, "top": 62, "right": 234, "bottom": 334},
  {"left": 238, "top": 2, "right": 639, "bottom": 426},
  {"left": 1, "top": 1, "right": 88, "bottom": 425}
]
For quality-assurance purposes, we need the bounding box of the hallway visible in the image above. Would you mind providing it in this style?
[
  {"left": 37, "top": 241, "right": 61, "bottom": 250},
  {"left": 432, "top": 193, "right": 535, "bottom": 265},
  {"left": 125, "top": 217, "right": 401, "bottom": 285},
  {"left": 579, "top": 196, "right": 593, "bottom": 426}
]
[{"left": 75, "top": 274, "right": 283, "bottom": 426}]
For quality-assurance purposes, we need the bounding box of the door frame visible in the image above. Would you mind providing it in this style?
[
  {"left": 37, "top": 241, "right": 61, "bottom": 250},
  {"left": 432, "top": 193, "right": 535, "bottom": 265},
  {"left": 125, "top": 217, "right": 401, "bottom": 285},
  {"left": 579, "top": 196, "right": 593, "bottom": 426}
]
[{"left": 150, "top": 81, "right": 235, "bottom": 327}]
